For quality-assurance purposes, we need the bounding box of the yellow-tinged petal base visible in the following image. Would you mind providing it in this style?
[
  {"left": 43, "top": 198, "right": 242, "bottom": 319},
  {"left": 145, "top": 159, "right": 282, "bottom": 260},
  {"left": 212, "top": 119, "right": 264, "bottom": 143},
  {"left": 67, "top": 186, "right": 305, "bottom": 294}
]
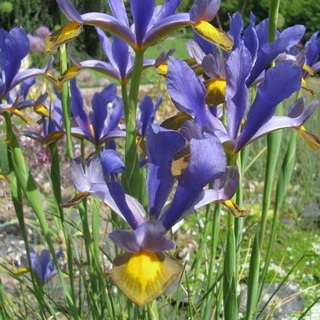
[
  {"left": 61, "top": 192, "right": 92, "bottom": 208},
  {"left": 193, "top": 21, "right": 233, "bottom": 51},
  {"left": 45, "top": 21, "right": 83, "bottom": 52},
  {"left": 223, "top": 200, "right": 246, "bottom": 217},
  {"left": 205, "top": 78, "right": 226, "bottom": 106},
  {"left": 156, "top": 63, "right": 168, "bottom": 76},
  {"left": 110, "top": 251, "right": 182, "bottom": 306},
  {"left": 296, "top": 126, "right": 320, "bottom": 150},
  {"left": 301, "top": 78, "right": 315, "bottom": 95}
]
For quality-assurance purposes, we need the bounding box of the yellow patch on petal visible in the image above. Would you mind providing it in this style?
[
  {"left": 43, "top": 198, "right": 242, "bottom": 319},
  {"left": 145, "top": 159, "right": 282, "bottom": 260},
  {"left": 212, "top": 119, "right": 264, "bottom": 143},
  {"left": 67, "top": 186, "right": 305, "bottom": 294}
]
[
  {"left": 193, "top": 21, "right": 233, "bottom": 51},
  {"left": 156, "top": 63, "right": 168, "bottom": 76},
  {"left": 45, "top": 21, "right": 83, "bottom": 52},
  {"left": 205, "top": 78, "right": 226, "bottom": 105},
  {"left": 34, "top": 104, "right": 50, "bottom": 117},
  {"left": 302, "top": 64, "right": 314, "bottom": 76},
  {"left": 2, "top": 108, "right": 31, "bottom": 124},
  {"left": 223, "top": 200, "right": 246, "bottom": 217},
  {"left": 110, "top": 251, "right": 182, "bottom": 307},
  {"left": 161, "top": 112, "right": 192, "bottom": 130},
  {"left": 14, "top": 267, "right": 29, "bottom": 276},
  {"left": 296, "top": 126, "right": 320, "bottom": 150},
  {"left": 58, "top": 66, "right": 81, "bottom": 85},
  {"left": 301, "top": 78, "right": 315, "bottom": 95},
  {"left": 171, "top": 152, "right": 190, "bottom": 178},
  {"left": 61, "top": 192, "right": 92, "bottom": 208},
  {"left": 44, "top": 131, "right": 65, "bottom": 146}
]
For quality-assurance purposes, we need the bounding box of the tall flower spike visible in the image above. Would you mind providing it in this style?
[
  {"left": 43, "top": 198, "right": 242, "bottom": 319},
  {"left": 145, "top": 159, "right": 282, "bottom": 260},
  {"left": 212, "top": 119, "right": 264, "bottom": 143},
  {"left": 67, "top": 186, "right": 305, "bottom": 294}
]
[{"left": 47, "top": 0, "right": 233, "bottom": 52}]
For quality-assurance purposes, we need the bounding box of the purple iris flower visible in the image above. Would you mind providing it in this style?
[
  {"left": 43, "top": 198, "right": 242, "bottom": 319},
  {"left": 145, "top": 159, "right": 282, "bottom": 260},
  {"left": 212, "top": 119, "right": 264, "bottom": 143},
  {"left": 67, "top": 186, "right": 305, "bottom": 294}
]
[
  {"left": 166, "top": 55, "right": 318, "bottom": 154},
  {"left": 71, "top": 124, "right": 237, "bottom": 251},
  {"left": 187, "top": 12, "right": 306, "bottom": 91},
  {"left": 68, "top": 28, "right": 154, "bottom": 84},
  {"left": 18, "top": 248, "right": 63, "bottom": 285},
  {"left": 0, "top": 27, "right": 55, "bottom": 98},
  {"left": 51, "top": 0, "right": 232, "bottom": 52},
  {"left": 21, "top": 92, "right": 65, "bottom": 145},
  {"left": 70, "top": 79, "right": 125, "bottom": 146},
  {"left": 70, "top": 124, "right": 238, "bottom": 305}
]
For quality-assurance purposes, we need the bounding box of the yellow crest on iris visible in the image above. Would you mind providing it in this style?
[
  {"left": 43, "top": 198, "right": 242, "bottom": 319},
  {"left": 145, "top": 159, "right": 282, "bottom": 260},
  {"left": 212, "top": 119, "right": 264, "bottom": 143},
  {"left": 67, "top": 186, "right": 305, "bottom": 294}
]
[
  {"left": 110, "top": 250, "right": 182, "bottom": 306},
  {"left": 205, "top": 77, "right": 227, "bottom": 106},
  {"left": 193, "top": 21, "right": 233, "bottom": 51},
  {"left": 296, "top": 126, "right": 320, "bottom": 150},
  {"left": 45, "top": 21, "right": 83, "bottom": 52}
]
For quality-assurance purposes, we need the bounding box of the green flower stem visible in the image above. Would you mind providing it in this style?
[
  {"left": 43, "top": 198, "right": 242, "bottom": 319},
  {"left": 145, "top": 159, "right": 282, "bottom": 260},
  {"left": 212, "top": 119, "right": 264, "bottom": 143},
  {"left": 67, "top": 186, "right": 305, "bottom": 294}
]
[
  {"left": 202, "top": 203, "right": 221, "bottom": 320},
  {"left": 4, "top": 114, "right": 79, "bottom": 319},
  {"left": 268, "top": 0, "right": 281, "bottom": 42},
  {"left": 60, "top": 43, "right": 73, "bottom": 161},
  {"left": 260, "top": 130, "right": 297, "bottom": 287},
  {"left": 223, "top": 212, "right": 238, "bottom": 320},
  {"left": 259, "top": 0, "right": 282, "bottom": 248},
  {"left": 59, "top": 13, "right": 73, "bottom": 160},
  {"left": 49, "top": 142, "right": 76, "bottom": 303},
  {"left": 121, "top": 51, "right": 145, "bottom": 204},
  {"left": 5, "top": 117, "right": 50, "bottom": 319},
  {"left": 245, "top": 231, "right": 260, "bottom": 320}
]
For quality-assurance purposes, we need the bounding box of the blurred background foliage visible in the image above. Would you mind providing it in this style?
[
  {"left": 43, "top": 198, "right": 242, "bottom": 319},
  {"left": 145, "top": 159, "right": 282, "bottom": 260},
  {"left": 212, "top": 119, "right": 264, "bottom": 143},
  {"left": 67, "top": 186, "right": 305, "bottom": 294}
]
[{"left": 1, "top": 0, "right": 320, "bottom": 60}]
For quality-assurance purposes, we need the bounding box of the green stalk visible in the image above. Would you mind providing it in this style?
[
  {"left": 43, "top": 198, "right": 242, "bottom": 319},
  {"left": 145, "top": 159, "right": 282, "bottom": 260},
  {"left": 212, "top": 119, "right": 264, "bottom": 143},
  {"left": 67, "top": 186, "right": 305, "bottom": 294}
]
[
  {"left": 258, "top": 0, "right": 282, "bottom": 247},
  {"left": 245, "top": 231, "right": 260, "bottom": 320},
  {"left": 268, "top": 0, "right": 281, "bottom": 42},
  {"left": 5, "top": 114, "right": 79, "bottom": 319},
  {"left": 223, "top": 213, "right": 238, "bottom": 320},
  {"left": 49, "top": 142, "right": 76, "bottom": 305},
  {"left": 121, "top": 51, "right": 145, "bottom": 203},
  {"left": 223, "top": 152, "right": 239, "bottom": 319},
  {"left": 258, "top": 128, "right": 282, "bottom": 248},
  {"left": 260, "top": 130, "right": 297, "bottom": 287},
  {"left": 59, "top": 12, "right": 73, "bottom": 160},
  {"left": 202, "top": 203, "right": 221, "bottom": 320}
]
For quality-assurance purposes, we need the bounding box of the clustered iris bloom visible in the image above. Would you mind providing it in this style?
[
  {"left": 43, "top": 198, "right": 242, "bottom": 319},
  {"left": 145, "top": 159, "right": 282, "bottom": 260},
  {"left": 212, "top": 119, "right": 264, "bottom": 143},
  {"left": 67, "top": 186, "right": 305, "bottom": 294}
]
[
  {"left": 70, "top": 125, "right": 238, "bottom": 305},
  {"left": 2, "top": 0, "right": 319, "bottom": 311},
  {"left": 45, "top": 0, "right": 233, "bottom": 53}
]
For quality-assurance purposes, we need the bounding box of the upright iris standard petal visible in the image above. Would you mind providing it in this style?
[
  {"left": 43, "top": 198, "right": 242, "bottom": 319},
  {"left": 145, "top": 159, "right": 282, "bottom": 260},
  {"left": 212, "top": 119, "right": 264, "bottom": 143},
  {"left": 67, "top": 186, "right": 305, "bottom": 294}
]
[
  {"left": 91, "top": 84, "right": 117, "bottom": 142},
  {"left": 108, "top": 0, "right": 130, "bottom": 27},
  {"left": 70, "top": 79, "right": 92, "bottom": 138},
  {"left": 2, "top": 27, "right": 30, "bottom": 91},
  {"left": 237, "top": 61, "right": 302, "bottom": 151},
  {"left": 225, "top": 45, "right": 252, "bottom": 140},
  {"left": 111, "top": 36, "right": 130, "bottom": 80},
  {"left": 161, "top": 128, "right": 227, "bottom": 230},
  {"left": 228, "top": 12, "right": 243, "bottom": 49},
  {"left": 147, "top": 125, "right": 185, "bottom": 219},
  {"left": 130, "top": 0, "right": 155, "bottom": 47},
  {"left": 167, "top": 57, "right": 207, "bottom": 125}
]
